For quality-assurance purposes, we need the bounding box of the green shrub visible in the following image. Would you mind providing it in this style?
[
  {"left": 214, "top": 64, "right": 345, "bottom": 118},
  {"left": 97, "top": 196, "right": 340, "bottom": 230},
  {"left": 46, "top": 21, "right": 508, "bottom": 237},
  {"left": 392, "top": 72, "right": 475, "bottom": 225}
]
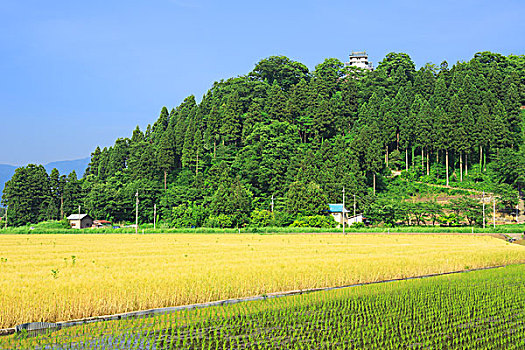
[
  {"left": 33, "top": 220, "right": 67, "bottom": 229},
  {"left": 437, "top": 213, "right": 461, "bottom": 226},
  {"left": 168, "top": 203, "right": 209, "bottom": 228},
  {"left": 388, "top": 149, "right": 403, "bottom": 170},
  {"left": 59, "top": 218, "right": 71, "bottom": 229},
  {"left": 273, "top": 211, "right": 294, "bottom": 227},
  {"left": 206, "top": 214, "right": 234, "bottom": 228},
  {"left": 290, "top": 215, "right": 336, "bottom": 228},
  {"left": 351, "top": 222, "right": 365, "bottom": 228},
  {"left": 250, "top": 210, "right": 275, "bottom": 227}
]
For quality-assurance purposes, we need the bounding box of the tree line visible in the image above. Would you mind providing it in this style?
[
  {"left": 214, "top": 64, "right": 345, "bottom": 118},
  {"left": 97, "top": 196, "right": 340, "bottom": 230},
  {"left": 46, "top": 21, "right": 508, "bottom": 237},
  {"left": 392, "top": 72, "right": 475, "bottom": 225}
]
[
  {"left": 1, "top": 166, "right": 82, "bottom": 226},
  {"left": 2, "top": 51, "right": 524, "bottom": 227}
]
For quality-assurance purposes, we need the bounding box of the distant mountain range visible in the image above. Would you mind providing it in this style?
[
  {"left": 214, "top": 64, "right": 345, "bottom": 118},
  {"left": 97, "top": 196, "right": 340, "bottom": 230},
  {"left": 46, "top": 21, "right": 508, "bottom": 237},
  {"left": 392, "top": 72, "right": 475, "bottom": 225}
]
[
  {"left": 43, "top": 158, "right": 90, "bottom": 178},
  {"left": 0, "top": 164, "right": 16, "bottom": 199},
  {"left": 0, "top": 157, "right": 90, "bottom": 199}
]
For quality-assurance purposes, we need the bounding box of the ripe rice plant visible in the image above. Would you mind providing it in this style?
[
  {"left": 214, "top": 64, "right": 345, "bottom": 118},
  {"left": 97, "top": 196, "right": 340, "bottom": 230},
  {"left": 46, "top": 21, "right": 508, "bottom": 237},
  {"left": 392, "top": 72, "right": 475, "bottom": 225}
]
[
  {"left": 0, "top": 234, "right": 524, "bottom": 330},
  {"left": 5, "top": 264, "right": 525, "bottom": 349}
]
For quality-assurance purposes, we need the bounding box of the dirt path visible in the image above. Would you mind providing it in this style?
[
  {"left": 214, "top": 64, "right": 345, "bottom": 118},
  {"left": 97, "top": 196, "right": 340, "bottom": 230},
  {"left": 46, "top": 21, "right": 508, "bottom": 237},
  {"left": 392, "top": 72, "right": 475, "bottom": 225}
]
[{"left": 411, "top": 180, "right": 486, "bottom": 195}]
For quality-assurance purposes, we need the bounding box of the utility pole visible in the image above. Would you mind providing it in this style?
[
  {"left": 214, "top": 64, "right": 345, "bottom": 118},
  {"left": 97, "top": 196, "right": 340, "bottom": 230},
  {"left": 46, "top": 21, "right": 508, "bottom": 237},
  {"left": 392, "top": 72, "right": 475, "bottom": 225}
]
[
  {"left": 271, "top": 195, "right": 274, "bottom": 213},
  {"left": 135, "top": 191, "right": 139, "bottom": 234},
  {"left": 78, "top": 205, "right": 81, "bottom": 217},
  {"left": 342, "top": 187, "right": 345, "bottom": 235},
  {"left": 153, "top": 203, "right": 157, "bottom": 230},
  {"left": 493, "top": 196, "right": 496, "bottom": 229},
  {"left": 482, "top": 191, "right": 485, "bottom": 229}
]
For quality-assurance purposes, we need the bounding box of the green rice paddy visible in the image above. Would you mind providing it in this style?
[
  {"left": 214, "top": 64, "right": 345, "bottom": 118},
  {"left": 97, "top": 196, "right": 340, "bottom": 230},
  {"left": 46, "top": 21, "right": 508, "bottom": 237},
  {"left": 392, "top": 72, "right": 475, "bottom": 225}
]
[{"left": 3, "top": 264, "right": 525, "bottom": 349}]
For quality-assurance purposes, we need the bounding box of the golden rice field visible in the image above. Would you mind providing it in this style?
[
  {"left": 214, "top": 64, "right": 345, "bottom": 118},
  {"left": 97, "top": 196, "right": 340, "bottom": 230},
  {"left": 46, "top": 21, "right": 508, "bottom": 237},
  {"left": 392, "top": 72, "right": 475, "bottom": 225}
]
[{"left": 0, "top": 233, "right": 524, "bottom": 329}]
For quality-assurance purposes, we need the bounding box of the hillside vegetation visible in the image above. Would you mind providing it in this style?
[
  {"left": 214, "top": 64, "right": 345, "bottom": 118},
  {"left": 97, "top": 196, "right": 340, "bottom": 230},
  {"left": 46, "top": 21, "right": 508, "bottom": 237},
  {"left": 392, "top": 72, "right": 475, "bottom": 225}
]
[{"left": 2, "top": 52, "right": 525, "bottom": 228}]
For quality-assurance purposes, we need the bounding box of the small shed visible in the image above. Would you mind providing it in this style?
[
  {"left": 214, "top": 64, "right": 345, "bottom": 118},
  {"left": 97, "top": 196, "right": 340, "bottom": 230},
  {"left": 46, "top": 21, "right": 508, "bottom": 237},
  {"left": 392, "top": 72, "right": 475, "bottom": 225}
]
[
  {"left": 328, "top": 204, "right": 349, "bottom": 227},
  {"left": 67, "top": 214, "right": 93, "bottom": 229},
  {"left": 328, "top": 204, "right": 365, "bottom": 226}
]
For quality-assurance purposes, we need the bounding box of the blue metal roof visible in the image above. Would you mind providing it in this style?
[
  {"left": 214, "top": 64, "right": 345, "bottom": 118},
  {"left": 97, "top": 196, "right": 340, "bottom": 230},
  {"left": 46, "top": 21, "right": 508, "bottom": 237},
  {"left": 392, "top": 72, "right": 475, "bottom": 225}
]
[{"left": 328, "top": 204, "right": 348, "bottom": 213}]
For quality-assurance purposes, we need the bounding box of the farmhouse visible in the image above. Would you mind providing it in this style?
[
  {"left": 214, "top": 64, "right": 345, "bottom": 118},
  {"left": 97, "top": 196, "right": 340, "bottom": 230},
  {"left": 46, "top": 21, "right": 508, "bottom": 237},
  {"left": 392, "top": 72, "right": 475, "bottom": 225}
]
[
  {"left": 67, "top": 214, "right": 93, "bottom": 229},
  {"left": 328, "top": 204, "right": 365, "bottom": 226}
]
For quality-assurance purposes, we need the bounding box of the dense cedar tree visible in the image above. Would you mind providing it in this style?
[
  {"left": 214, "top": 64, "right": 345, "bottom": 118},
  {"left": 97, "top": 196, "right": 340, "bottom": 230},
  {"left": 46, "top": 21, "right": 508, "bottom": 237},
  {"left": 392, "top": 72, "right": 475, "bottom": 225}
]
[{"left": 2, "top": 52, "right": 525, "bottom": 227}]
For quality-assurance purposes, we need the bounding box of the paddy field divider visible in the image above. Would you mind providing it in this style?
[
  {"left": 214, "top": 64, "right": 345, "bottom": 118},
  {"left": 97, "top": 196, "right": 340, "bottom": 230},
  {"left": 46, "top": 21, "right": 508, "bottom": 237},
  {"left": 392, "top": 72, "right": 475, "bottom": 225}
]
[{"left": 1, "top": 263, "right": 520, "bottom": 338}]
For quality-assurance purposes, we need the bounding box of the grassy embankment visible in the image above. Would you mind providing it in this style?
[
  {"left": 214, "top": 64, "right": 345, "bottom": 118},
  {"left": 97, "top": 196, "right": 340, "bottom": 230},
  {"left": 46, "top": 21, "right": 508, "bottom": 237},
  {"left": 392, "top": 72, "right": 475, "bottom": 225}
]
[
  {"left": 2, "top": 222, "right": 525, "bottom": 234},
  {"left": 0, "top": 234, "right": 524, "bottom": 329}
]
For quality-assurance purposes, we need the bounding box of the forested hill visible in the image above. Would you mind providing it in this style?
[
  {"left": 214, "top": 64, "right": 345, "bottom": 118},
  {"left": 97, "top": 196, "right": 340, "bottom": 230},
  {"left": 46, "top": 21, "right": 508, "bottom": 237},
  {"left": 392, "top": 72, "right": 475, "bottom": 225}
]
[
  {"left": 2, "top": 52, "right": 525, "bottom": 227},
  {"left": 0, "top": 158, "right": 89, "bottom": 199}
]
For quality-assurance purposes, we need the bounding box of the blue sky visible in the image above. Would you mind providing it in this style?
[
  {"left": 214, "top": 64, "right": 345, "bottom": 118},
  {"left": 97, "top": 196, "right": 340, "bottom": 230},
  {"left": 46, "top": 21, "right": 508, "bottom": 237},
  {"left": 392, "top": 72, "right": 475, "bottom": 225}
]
[{"left": 1, "top": 0, "right": 523, "bottom": 165}]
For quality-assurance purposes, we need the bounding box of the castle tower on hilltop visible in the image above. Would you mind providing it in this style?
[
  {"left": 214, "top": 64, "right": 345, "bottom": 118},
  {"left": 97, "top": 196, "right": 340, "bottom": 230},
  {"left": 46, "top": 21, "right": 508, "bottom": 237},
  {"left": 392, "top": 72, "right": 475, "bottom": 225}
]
[{"left": 346, "top": 51, "right": 374, "bottom": 71}]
